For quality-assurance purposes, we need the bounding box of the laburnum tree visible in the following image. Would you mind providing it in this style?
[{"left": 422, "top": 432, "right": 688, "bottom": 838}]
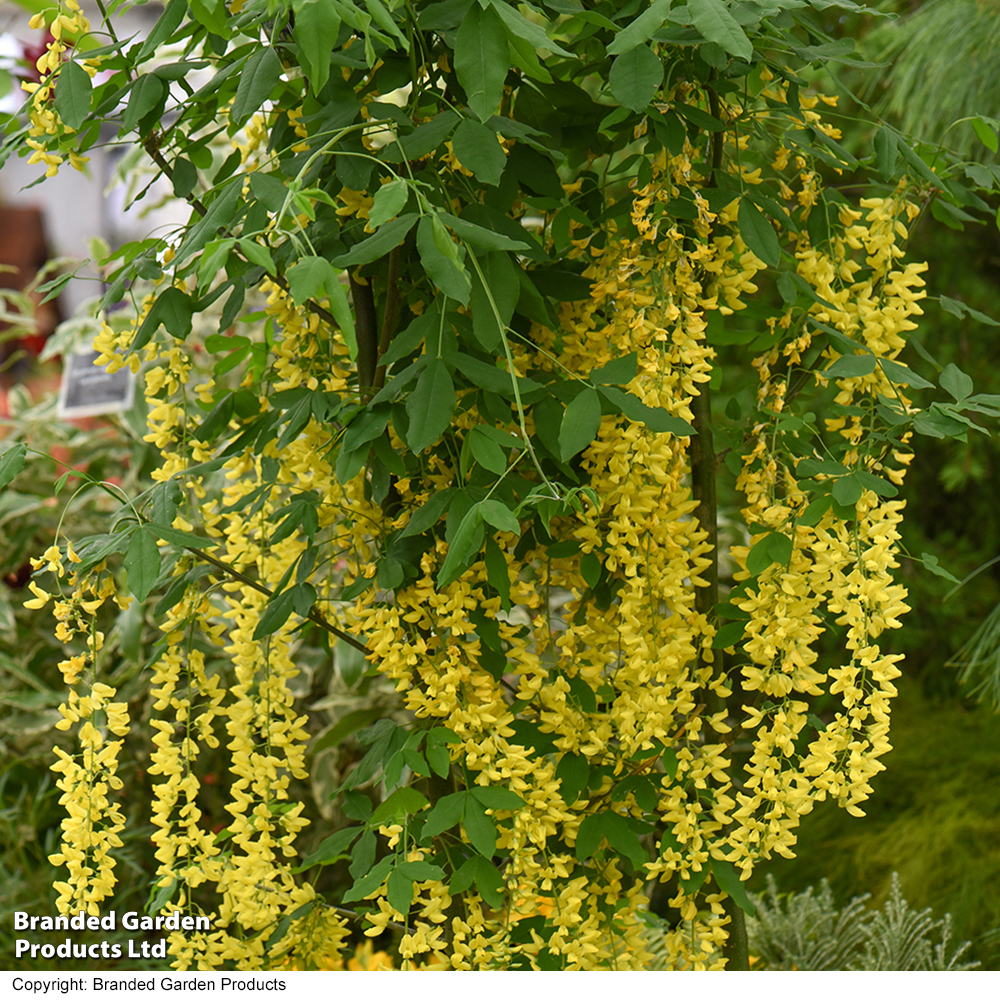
[{"left": 5, "top": 0, "right": 1000, "bottom": 972}]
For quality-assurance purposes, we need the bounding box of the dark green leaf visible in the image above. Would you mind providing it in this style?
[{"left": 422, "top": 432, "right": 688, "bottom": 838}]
[
  {"left": 437, "top": 505, "right": 484, "bottom": 587},
  {"left": 607, "top": 0, "right": 673, "bottom": 54},
  {"left": 121, "top": 74, "right": 166, "bottom": 133},
  {"left": 712, "top": 859, "right": 755, "bottom": 915},
  {"left": 406, "top": 358, "right": 456, "bottom": 453},
  {"left": 455, "top": 4, "right": 509, "bottom": 122},
  {"left": 332, "top": 214, "right": 419, "bottom": 268},
  {"left": 832, "top": 474, "right": 864, "bottom": 506},
  {"left": 463, "top": 796, "right": 497, "bottom": 858},
  {"left": 397, "top": 859, "right": 446, "bottom": 881},
  {"left": 713, "top": 620, "right": 746, "bottom": 649},
  {"left": 609, "top": 44, "right": 663, "bottom": 113},
  {"left": 737, "top": 199, "right": 779, "bottom": 268},
  {"left": 824, "top": 354, "right": 877, "bottom": 379},
  {"left": 386, "top": 869, "right": 413, "bottom": 916},
  {"left": 291, "top": 0, "right": 340, "bottom": 94},
  {"left": 293, "top": 827, "right": 362, "bottom": 872},
  {"left": 453, "top": 119, "right": 507, "bottom": 186},
  {"left": 417, "top": 216, "right": 471, "bottom": 303},
  {"left": 559, "top": 387, "right": 601, "bottom": 461},
  {"left": 252, "top": 587, "right": 296, "bottom": 640},
  {"left": 367, "top": 179, "right": 410, "bottom": 228},
  {"left": 879, "top": 358, "right": 934, "bottom": 389},
  {"left": 450, "top": 855, "right": 504, "bottom": 908},
  {"left": 556, "top": 754, "right": 590, "bottom": 806},
  {"left": 471, "top": 786, "right": 525, "bottom": 811},
  {"left": 0, "top": 443, "right": 27, "bottom": 489},
  {"left": 591, "top": 353, "right": 637, "bottom": 385},
  {"left": 689, "top": 0, "right": 753, "bottom": 60},
  {"left": 478, "top": 499, "right": 520, "bottom": 535},
  {"left": 940, "top": 363, "right": 974, "bottom": 402},
  {"left": 598, "top": 386, "right": 694, "bottom": 436},
  {"left": 54, "top": 59, "right": 92, "bottom": 130},
  {"left": 422, "top": 792, "right": 468, "bottom": 839},
  {"left": 370, "top": 786, "right": 429, "bottom": 826},
  {"left": 343, "top": 857, "right": 393, "bottom": 903},
  {"left": 232, "top": 47, "right": 282, "bottom": 125},
  {"left": 124, "top": 528, "right": 161, "bottom": 604}
]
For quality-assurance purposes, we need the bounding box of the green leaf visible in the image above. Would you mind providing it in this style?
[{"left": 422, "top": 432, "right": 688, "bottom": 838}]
[
  {"left": 689, "top": 0, "right": 753, "bottom": 61},
  {"left": 712, "top": 859, "right": 755, "bottom": 916},
  {"left": 367, "top": 179, "right": 410, "bottom": 229},
  {"left": 737, "top": 199, "right": 780, "bottom": 268},
  {"left": 453, "top": 119, "right": 507, "bottom": 186},
  {"left": 796, "top": 458, "right": 850, "bottom": 478},
  {"left": 470, "top": 251, "right": 519, "bottom": 350},
  {"left": 370, "top": 786, "right": 429, "bottom": 826},
  {"left": 470, "top": 428, "right": 508, "bottom": 475},
  {"left": 463, "top": 796, "right": 497, "bottom": 858},
  {"left": 291, "top": 0, "right": 340, "bottom": 94},
  {"left": 0, "top": 443, "right": 27, "bottom": 490},
  {"left": 343, "top": 857, "right": 393, "bottom": 903},
  {"left": 591, "top": 353, "right": 637, "bottom": 385},
  {"left": 488, "top": 0, "right": 573, "bottom": 57},
  {"left": 576, "top": 812, "right": 606, "bottom": 861},
  {"left": 879, "top": 357, "right": 934, "bottom": 389},
  {"left": 252, "top": 587, "right": 296, "bottom": 640},
  {"left": 713, "top": 620, "right": 746, "bottom": 649},
  {"left": 455, "top": 3, "right": 509, "bottom": 122},
  {"left": 188, "top": 0, "right": 228, "bottom": 35},
  {"left": 121, "top": 74, "right": 166, "bottom": 133},
  {"left": 471, "top": 786, "right": 525, "bottom": 811},
  {"left": 854, "top": 471, "right": 898, "bottom": 498},
  {"left": 450, "top": 856, "right": 504, "bottom": 908},
  {"left": 556, "top": 754, "right": 590, "bottom": 806},
  {"left": 609, "top": 43, "right": 663, "bottom": 113},
  {"left": 332, "top": 214, "right": 419, "bottom": 268},
  {"left": 124, "top": 528, "right": 161, "bottom": 604},
  {"left": 832, "top": 473, "right": 864, "bottom": 507},
  {"left": 145, "top": 523, "right": 215, "bottom": 550},
  {"left": 824, "top": 354, "right": 877, "bottom": 379},
  {"left": 478, "top": 499, "right": 520, "bottom": 536},
  {"left": 559, "top": 387, "right": 602, "bottom": 462},
  {"left": 873, "top": 127, "right": 898, "bottom": 179},
  {"left": 597, "top": 386, "right": 694, "bottom": 436},
  {"left": 484, "top": 536, "right": 511, "bottom": 609},
  {"left": 293, "top": 827, "right": 362, "bottom": 872},
  {"left": 921, "top": 552, "right": 960, "bottom": 584},
  {"left": 237, "top": 237, "right": 274, "bottom": 274},
  {"left": 437, "top": 505, "right": 484, "bottom": 587},
  {"left": 54, "top": 59, "right": 92, "bottom": 130},
  {"left": 397, "top": 859, "right": 446, "bottom": 881},
  {"left": 421, "top": 791, "right": 468, "bottom": 839},
  {"left": 417, "top": 216, "right": 471, "bottom": 304},
  {"left": 441, "top": 213, "right": 529, "bottom": 253},
  {"left": 973, "top": 116, "right": 999, "bottom": 153},
  {"left": 607, "top": 0, "right": 673, "bottom": 55},
  {"left": 386, "top": 869, "right": 413, "bottom": 916},
  {"left": 940, "top": 363, "right": 974, "bottom": 402},
  {"left": 232, "top": 47, "right": 281, "bottom": 126},
  {"left": 406, "top": 358, "right": 456, "bottom": 453}
]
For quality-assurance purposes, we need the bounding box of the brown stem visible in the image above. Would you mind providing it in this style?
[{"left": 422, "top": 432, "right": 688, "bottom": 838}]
[
  {"left": 183, "top": 544, "right": 369, "bottom": 654},
  {"left": 351, "top": 271, "right": 379, "bottom": 395}
]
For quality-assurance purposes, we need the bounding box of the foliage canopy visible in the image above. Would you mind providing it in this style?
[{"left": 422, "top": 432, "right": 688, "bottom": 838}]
[{"left": 6, "top": 0, "right": 1000, "bottom": 972}]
